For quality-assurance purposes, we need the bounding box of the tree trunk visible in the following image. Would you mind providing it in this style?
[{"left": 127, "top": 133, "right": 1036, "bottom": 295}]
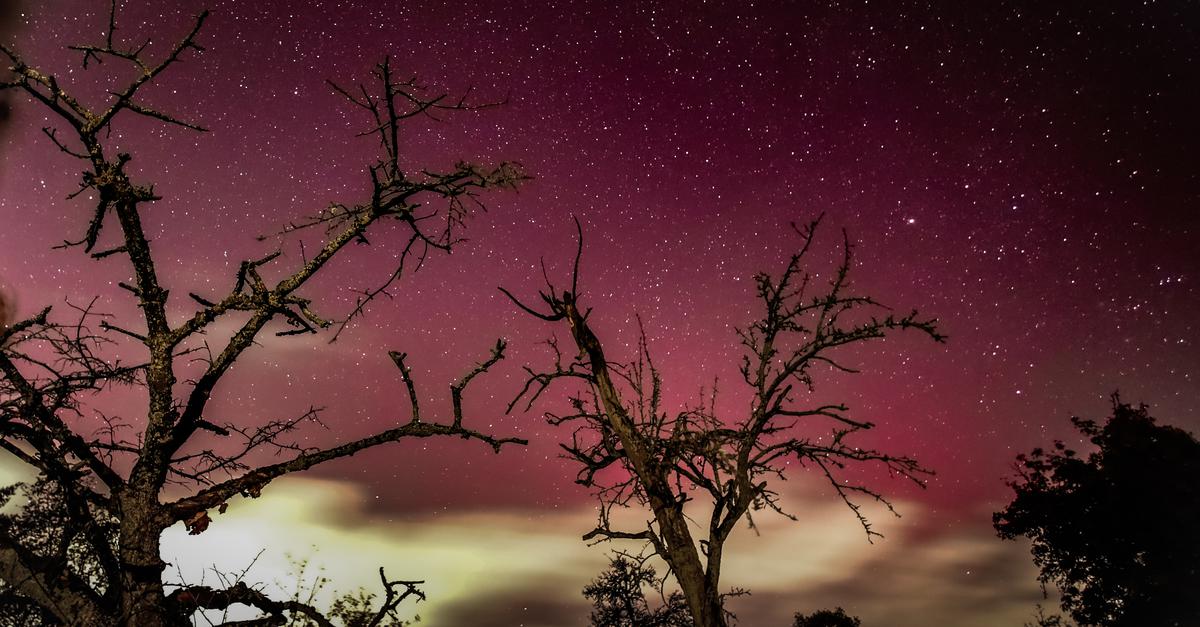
[
  {"left": 562, "top": 299, "right": 727, "bottom": 627},
  {"left": 650, "top": 504, "right": 725, "bottom": 627},
  {"left": 118, "top": 491, "right": 172, "bottom": 627}
]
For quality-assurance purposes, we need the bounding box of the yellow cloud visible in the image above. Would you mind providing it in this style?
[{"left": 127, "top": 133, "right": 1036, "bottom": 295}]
[
  {"left": 0, "top": 450, "right": 1045, "bottom": 626},
  {"left": 163, "top": 476, "right": 1044, "bottom": 626},
  {"left": 162, "top": 477, "right": 610, "bottom": 624}
]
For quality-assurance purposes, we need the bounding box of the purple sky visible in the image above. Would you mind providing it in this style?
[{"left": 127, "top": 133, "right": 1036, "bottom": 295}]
[{"left": 2, "top": 1, "right": 1198, "bottom": 625}]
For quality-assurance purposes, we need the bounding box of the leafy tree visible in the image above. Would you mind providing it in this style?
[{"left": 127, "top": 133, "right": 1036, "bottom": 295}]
[
  {"left": 791, "top": 607, "right": 861, "bottom": 627},
  {"left": 994, "top": 397, "right": 1200, "bottom": 626},
  {"left": 504, "top": 218, "right": 944, "bottom": 627},
  {"left": 0, "top": 3, "right": 525, "bottom": 625},
  {"left": 583, "top": 554, "right": 692, "bottom": 627}
]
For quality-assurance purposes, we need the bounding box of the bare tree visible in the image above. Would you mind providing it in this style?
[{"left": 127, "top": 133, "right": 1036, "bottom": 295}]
[
  {"left": 0, "top": 4, "right": 525, "bottom": 626},
  {"left": 503, "top": 218, "right": 944, "bottom": 627}
]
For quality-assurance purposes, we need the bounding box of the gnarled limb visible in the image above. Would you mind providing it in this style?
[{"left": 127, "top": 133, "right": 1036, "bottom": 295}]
[
  {"left": 170, "top": 566, "right": 423, "bottom": 627},
  {"left": 169, "top": 581, "right": 335, "bottom": 627}
]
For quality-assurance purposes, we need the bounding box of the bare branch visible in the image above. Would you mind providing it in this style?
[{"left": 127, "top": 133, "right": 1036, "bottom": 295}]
[
  {"left": 508, "top": 218, "right": 944, "bottom": 626},
  {"left": 168, "top": 341, "right": 524, "bottom": 522},
  {"left": 2, "top": 4, "right": 526, "bottom": 623},
  {"left": 167, "top": 418, "right": 525, "bottom": 524},
  {"left": 169, "top": 581, "right": 336, "bottom": 627}
]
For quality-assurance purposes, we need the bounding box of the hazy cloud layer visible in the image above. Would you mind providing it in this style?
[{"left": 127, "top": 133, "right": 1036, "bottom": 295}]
[{"left": 163, "top": 476, "right": 1046, "bottom": 626}]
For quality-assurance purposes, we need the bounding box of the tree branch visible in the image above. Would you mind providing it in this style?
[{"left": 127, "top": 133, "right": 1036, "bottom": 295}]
[{"left": 167, "top": 342, "right": 524, "bottom": 522}]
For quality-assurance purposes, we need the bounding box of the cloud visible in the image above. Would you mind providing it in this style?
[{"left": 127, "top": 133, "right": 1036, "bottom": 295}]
[
  {"left": 730, "top": 512, "right": 1050, "bottom": 627},
  {"left": 0, "top": 448, "right": 1045, "bottom": 625},
  {"left": 164, "top": 476, "right": 1047, "bottom": 626},
  {"left": 162, "top": 477, "right": 607, "bottom": 625},
  {"left": 0, "top": 451, "right": 1043, "bottom": 625}
]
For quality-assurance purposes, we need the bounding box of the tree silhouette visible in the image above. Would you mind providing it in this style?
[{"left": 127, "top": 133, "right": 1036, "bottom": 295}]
[
  {"left": 791, "top": 607, "right": 861, "bottom": 627},
  {"left": 0, "top": 1, "right": 15, "bottom": 139},
  {"left": 503, "top": 218, "right": 944, "bottom": 627},
  {"left": 583, "top": 554, "right": 692, "bottom": 627},
  {"left": 994, "top": 397, "right": 1200, "bottom": 627},
  {"left": 0, "top": 4, "right": 525, "bottom": 625}
]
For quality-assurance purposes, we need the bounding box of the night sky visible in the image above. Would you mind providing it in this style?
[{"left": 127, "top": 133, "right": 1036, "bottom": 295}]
[{"left": 2, "top": 1, "right": 1198, "bottom": 625}]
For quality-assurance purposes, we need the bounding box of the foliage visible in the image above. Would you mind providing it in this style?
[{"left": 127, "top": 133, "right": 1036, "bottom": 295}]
[
  {"left": 583, "top": 555, "right": 692, "bottom": 627},
  {"left": 791, "top": 607, "right": 861, "bottom": 627},
  {"left": 994, "top": 398, "right": 1200, "bottom": 626}
]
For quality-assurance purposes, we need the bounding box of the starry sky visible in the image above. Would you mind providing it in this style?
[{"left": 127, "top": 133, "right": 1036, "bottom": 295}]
[{"left": 1, "top": 1, "right": 1198, "bottom": 625}]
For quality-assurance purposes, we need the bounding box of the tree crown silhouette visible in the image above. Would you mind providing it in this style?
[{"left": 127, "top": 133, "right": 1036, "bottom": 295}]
[{"left": 995, "top": 397, "right": 1200, "bottom": 627}]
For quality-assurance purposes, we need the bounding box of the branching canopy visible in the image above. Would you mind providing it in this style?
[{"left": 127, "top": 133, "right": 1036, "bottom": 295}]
[
  {"left": 1, "top": 4, "right": 525, "bottom": 625},
  {"left": 504, "top": 216, "right": 944, "bottom": 627}
]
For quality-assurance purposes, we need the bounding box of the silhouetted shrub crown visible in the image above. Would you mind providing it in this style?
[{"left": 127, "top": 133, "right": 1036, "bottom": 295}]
[{"left": 995, "top": 398, "right": 1200, "bottom": 626}]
